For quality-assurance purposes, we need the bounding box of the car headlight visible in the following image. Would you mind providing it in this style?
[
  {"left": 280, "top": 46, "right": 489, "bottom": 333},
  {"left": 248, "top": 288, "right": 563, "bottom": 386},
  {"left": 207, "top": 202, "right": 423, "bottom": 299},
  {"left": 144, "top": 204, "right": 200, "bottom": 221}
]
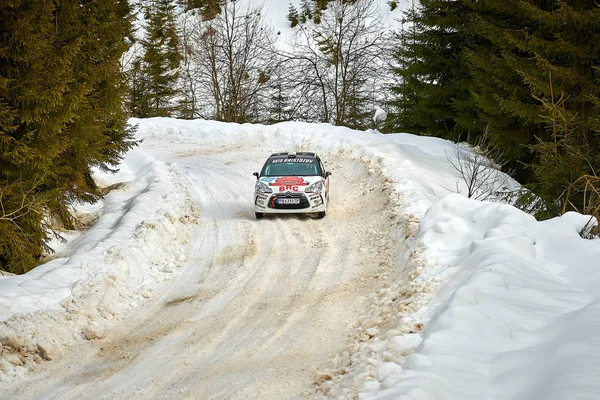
[
  {"left": 255, "top": 181, "right": 273, "bottom": 193},
  {"left": 305, "top": 181, "right": 323, "bottom": 193}
]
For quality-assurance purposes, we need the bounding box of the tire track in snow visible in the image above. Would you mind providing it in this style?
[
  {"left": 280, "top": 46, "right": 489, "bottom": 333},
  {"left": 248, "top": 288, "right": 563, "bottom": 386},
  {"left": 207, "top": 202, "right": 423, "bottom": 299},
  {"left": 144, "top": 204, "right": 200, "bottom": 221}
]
[{"left": 4, "top": 146, "right": 407, "bottom": 400}]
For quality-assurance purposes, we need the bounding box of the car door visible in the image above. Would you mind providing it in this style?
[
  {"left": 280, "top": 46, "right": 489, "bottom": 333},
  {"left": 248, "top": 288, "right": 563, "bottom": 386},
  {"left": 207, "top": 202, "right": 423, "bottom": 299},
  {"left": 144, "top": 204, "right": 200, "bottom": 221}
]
[{"left": 317, "top": 156, "right": 330, "bottom": 201}]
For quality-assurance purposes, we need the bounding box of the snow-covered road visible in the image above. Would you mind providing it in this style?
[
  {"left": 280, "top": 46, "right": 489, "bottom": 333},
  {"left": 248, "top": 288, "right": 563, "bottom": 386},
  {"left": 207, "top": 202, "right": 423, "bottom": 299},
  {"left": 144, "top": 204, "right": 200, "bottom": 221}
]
[
  {"left": 2, "top": 122, "right": 417, "bottom": 399},
  {"left": 4, "top": 119, "right": 599, "bottom": 400}
]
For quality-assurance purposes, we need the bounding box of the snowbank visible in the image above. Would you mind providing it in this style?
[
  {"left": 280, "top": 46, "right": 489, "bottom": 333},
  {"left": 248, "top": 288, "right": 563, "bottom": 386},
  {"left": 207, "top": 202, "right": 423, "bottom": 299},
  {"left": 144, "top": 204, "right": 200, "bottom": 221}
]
[
  {"left": 0, "top": 149, "right": 199, "bottom": 381},
  {"left": 362, "top": 194, "right": 600, "bottom": 400}
]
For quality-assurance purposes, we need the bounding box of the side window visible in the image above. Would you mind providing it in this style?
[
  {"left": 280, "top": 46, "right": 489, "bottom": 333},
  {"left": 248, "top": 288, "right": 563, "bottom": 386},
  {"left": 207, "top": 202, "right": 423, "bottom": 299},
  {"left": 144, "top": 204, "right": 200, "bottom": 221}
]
[
  {"left": 317, "top": 157, "right": 326, "bottom": 177},
  {"left": 261, "top": 159, "right": 274, "bottom": 176}
]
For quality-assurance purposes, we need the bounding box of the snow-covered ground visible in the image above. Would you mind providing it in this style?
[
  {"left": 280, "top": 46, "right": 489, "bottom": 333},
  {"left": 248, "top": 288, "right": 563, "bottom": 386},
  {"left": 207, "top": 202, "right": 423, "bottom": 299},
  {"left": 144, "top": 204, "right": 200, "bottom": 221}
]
[{"left": 1, "top": 118, "right": 599, "bottom": 399}]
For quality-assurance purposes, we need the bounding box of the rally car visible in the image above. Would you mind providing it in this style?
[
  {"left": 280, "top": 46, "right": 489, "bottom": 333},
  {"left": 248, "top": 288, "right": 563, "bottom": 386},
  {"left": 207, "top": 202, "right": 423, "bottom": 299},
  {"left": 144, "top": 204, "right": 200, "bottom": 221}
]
[{"left": 253, "top": 152, "right": 331, "bottom": 219}]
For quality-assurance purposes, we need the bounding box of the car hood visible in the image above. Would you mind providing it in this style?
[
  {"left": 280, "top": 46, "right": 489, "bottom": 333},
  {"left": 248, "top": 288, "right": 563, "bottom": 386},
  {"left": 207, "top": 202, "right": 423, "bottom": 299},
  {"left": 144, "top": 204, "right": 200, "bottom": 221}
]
[{"left": 258, "top": 175, "right": 323, "bottom": 193}]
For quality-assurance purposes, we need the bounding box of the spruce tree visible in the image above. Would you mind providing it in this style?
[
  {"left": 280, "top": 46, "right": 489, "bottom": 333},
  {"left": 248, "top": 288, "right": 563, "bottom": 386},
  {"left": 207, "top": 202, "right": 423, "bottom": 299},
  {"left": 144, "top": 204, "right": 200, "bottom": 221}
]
[
  {"left": 177, "top": 0, "right": 221, "bottom": 19},
  {"left": 139, "top": 0, "right": 182, "bottom": 117},
  {"left": 393, "top": 0, "right": 600, "bottom": 216},
  {"left": 464, "top": 0, "right": 600, "bottom": 211},
  {"left": 0, "top": 0, "right": 135, "bottom": 273},
  {"left": 287, "top": 3, "right": 300, "bottom": 27},
  {"left": 345, "top": 84, "right": 371, "bottom": 130},
  {"left": 128, "top": 58, "right": 152, "bottom": 118},
  {"left": 461, "top": 0, "right": 544, "bottom": 181},
  {"left": 315, "top": 0, "right": 328, "bottom": 11},
  {"left": 265, "top": 59, "right": 294, "bottom": 124},
  {"left": 390, "top": 0, "right": 479, "bottom": 142},
  {"left": 55, "top": 0, "right": 137, "bottom": 206},
  {"left": 512, "top": 1, "right": 600, "bottom": 215},
  {"left": 299, "top": 0, "right": 313, "bottom": 23}
]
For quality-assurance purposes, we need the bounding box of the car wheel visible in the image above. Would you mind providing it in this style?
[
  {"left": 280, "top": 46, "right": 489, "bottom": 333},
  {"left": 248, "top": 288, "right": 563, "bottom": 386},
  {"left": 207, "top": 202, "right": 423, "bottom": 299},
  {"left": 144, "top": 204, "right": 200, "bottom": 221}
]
[
  {"left": 255, "top": 212, "right": 264, "bottom": 219},
  {"left": 317, "top": 211, "right": 326, "bottom": 219}
]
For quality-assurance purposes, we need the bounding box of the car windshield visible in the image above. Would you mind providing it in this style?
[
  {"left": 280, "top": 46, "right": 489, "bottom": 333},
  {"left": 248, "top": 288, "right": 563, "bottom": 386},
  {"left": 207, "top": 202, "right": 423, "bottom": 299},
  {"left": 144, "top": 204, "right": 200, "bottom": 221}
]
[{"left": 262, "top": 158, "right": 320, "bottom": 176}]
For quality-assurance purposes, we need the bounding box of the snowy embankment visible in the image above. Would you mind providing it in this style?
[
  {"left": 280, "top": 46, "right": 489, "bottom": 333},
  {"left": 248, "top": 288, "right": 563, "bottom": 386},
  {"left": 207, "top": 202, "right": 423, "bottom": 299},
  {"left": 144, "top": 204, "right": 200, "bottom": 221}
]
[
  {"left": 361, "top": 196, "right": 600, "bottom": 400},
  {"left": 0, "top": 118, "right": 599, "bottom": 400},
  {"left": 0, "top": 149, "right": 199, "bottom": 379}
]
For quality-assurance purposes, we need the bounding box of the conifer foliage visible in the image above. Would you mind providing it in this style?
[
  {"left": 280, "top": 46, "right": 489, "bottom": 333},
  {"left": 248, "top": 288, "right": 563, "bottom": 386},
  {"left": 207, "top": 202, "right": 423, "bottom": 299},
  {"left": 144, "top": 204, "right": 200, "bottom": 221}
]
[
  {"left": 179, "top": 0, "right": 221, "bottom": 20},
  {"left": 0, "top": 0, "right": 136, "bottom": 273},
  {"left": 130, "top": 0, "right": 182, "bottom": 117},
  {"left": 392, "top": 0, "right": 600, "bottom": 219},
  {"left": 287, "top": 3, "right": 300, "bottom": 27},
  {"left": 467, "top": 0, "right": 600, "bottom": 216},
  {"left": 390, "top": 0, "right": 476, "bottom": 141}
]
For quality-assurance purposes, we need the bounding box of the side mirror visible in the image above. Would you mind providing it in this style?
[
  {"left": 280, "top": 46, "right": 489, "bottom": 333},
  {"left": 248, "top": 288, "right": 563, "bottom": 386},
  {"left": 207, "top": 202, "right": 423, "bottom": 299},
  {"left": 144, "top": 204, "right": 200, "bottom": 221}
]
[
  {"left": 253, "top": 172, "right": 259, "bottom": 180},
  {"left": 325, "top": 171, "right": 332, "bottom": 177}
]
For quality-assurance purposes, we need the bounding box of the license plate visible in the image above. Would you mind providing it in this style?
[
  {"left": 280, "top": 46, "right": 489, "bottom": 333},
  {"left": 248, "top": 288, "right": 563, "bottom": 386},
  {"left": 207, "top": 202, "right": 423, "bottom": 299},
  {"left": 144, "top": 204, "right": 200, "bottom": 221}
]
[{"left": 277, "top": 198, "right": 300, "bottom": 205}]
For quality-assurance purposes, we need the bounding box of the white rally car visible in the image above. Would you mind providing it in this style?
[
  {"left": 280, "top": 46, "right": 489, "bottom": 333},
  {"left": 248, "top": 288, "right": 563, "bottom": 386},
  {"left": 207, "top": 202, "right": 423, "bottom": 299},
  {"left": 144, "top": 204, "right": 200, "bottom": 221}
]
[{"left": 253, "top": 152, "right": 331, "bottom": 219}]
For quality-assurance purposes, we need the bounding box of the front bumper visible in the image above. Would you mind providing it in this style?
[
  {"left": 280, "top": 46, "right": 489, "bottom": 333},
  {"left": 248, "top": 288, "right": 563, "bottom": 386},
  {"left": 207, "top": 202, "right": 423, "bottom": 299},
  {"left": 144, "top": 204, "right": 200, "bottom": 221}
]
[{"left": 254, "top": 191, "right": 326, "bottom": 213}]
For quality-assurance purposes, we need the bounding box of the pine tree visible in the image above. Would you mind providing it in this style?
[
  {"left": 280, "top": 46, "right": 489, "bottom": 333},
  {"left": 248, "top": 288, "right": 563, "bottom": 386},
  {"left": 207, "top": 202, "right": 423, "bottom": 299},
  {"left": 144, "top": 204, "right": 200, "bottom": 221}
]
[
  {"left": 287, "top": 3, "right": 300, "bottom": 27},
  {"left": 178, "top": 0, "right": 222, "bottom": 20},
  {"left": 128, "top": 58, "right": 152, "bottom": 118},
  {"left": 55, "top": 0, "right": 137, "bottom": 206},
  {"left": 464, "top": 0, "right": 600, "bottom": 210},
  {"left": 266, "top": 73, "right": 293, "bottom": 124},
  {"left": 390, "top": 0, "right": 478, "bottom": 142},
  {"left": 300, "top": 0, "right": 313, "bottom": 23},
  {"left": 459, "top": 0, "right": 543, "bottom": 181},
  {"left": 139, "top": 0, "right": 182, "bottom": 117},
  {"left": 0, "top": 0, "right": 135, "bottom": 273},
  {"left": 393, "top": 0, "right": 600, "bottom": 217},
  {"left": 345, "top": 76, "right": 371, "bottom": 130}
]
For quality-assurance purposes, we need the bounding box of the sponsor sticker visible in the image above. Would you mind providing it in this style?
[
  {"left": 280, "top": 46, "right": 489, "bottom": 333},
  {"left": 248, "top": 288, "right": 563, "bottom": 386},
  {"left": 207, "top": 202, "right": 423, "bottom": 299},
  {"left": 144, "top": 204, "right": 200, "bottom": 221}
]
[
  {"left": 269, "top": 176, "right": 308, "bottom": 186},
  {"left": 269, "top": 176, "right": 309, "bottom": 193},
  {"left": 270, "top": 158, "right": 314, "bottom": 164}
]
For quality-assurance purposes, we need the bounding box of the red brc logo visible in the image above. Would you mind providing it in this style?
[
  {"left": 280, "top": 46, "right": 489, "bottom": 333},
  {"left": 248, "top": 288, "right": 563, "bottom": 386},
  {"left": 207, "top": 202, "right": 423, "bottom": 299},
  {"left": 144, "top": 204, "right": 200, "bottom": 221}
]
[{"left": 280, "top": 185, "right": 299, "bottom": 192}]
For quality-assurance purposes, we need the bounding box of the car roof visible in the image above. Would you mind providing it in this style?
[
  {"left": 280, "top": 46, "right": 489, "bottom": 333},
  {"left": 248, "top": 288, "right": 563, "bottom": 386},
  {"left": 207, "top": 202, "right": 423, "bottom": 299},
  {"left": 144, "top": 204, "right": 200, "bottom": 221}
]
[{"left": 268, "top": 152, "right": 317, "bottom": 160}]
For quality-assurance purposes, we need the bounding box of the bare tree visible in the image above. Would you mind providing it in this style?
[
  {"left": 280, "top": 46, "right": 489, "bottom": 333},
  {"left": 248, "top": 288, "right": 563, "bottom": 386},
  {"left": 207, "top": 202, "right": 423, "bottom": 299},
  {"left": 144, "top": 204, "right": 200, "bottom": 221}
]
[
  {"left": 447, "top": 136, "right": 512, "bottom": 201},
  {"left": 192, "top": 1, "right": 275, "bottom": 122},
  {"left": 282, "top": 23, "right": 332, "bottom": 122},
  {"left": 280, "top": 0, "right": 387, "bottom": 128},
  {"left": 177, "top": 9, "right": 203, "bottom": 118}
]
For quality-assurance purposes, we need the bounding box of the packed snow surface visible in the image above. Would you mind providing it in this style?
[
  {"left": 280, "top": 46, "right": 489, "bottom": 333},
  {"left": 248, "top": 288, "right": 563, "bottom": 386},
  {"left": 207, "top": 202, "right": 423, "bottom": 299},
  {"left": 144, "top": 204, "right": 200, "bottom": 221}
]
[{"left": 1, "top": 118, "right": 599, "bottom": 399}]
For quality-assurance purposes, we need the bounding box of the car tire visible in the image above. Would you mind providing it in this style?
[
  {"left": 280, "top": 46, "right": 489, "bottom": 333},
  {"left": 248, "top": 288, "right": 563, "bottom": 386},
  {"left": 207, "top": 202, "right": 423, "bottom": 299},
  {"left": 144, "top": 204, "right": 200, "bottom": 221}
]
[
  {"left": 255, "top": 212, "right": 264, "bottom": 219},
  {"left": 317, "top": 211, "right": 326, "bottom": 219}
]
